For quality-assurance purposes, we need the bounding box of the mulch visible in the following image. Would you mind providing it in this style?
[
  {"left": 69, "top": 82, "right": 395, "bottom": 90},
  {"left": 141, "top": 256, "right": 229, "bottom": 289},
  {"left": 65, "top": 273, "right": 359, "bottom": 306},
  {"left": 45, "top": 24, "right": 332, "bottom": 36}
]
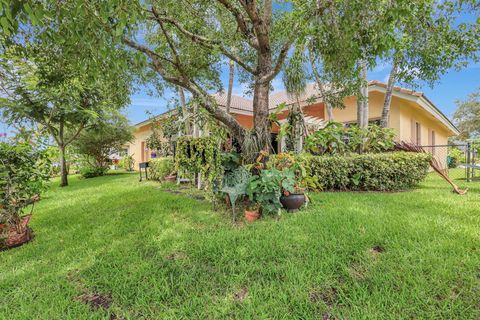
[{"left": 0, "top": 215, "right": 34, "bottom": 251}]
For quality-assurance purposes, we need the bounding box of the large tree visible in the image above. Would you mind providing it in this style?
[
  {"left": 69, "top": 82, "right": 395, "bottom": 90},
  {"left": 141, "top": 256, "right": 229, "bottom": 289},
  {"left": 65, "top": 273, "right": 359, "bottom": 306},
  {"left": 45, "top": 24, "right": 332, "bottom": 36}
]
[
  {"left": 119, "top": 1, "right": 301, "bottom": 156},
  {"left": 453, "top": 88, "right": 480, "bottom": 140}
]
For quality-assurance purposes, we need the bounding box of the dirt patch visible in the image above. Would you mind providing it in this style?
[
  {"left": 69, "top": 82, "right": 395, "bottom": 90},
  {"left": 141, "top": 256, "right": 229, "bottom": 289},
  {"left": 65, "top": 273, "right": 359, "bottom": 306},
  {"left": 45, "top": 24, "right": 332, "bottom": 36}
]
[
  {"left": 166, "top": 252, "right": 186, "bottom": 261},
  {"left": 163, "top": 189, "right": 183, "bottom": 195},
  {"left": 348, "top": 263, "right": 367, "bottom": 280},
  {"left": 76, "top": 292, "right": 112, "bottom": 310},
  {"left": 369, "top": 245, "right": 385, "bottom": 257},
  {"left": 233, "top": 287, "right": 248, "bottom": 302},
  {"left": 309, "top": 287, "right": 337, "bottom": 306}
]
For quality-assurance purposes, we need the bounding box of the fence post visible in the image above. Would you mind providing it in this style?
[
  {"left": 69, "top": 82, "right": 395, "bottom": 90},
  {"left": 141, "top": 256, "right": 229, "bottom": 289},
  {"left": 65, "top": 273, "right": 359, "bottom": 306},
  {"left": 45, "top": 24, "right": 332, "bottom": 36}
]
[{"left": 466, "top": 142, "right": 471, "bottom": 182}]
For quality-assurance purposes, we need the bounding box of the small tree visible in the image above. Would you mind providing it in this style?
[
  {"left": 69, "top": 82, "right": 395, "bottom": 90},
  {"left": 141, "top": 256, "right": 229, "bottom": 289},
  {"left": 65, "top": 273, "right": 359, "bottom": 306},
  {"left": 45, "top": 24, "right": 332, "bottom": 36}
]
[{"left": 73, "top": 113, "right": 133, "bottom": 169}]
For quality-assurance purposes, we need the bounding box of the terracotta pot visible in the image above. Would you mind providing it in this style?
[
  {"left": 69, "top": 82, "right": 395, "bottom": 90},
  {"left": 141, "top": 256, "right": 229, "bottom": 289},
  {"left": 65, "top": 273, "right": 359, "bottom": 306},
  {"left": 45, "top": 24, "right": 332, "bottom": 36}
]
[
  {"left": 164, "top": 175, "right": 177, "bottom": 183},
  {"left": 244, "top": 209, "right": 260, "bottom": 222},
  {"left": 280, "top": 193, "right": 305, "bottom": 212}
]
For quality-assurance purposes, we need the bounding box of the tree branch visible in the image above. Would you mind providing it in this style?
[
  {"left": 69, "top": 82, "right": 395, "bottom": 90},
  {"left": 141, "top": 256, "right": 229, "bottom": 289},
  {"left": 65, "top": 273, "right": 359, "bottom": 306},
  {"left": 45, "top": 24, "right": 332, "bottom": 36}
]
[
  {"left": 65, "top": 122, "right": 86, "bottom": 146},
  {"left": 214, "top": 0, "right": 259, "bottom": 48},
  {"left": 259, "top": 39, "right": 292, "bottom": 83},
  {"left": 149, "top": 11, "right": 257, "bottom": 75}
]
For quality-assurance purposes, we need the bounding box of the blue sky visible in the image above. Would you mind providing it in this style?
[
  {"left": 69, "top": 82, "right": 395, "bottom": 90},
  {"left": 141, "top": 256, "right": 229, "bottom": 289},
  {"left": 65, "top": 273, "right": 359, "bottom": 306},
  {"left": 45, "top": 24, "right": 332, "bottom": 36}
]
[{"left": 125, "top": 60, "right": 480, "bottom": 125}]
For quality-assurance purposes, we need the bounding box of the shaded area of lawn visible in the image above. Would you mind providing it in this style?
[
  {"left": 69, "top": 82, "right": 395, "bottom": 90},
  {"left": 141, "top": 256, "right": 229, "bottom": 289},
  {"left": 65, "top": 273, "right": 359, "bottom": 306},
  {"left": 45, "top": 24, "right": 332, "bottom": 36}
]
[{"left": 1, "top": 172, "right": 479, "bottom": 319}]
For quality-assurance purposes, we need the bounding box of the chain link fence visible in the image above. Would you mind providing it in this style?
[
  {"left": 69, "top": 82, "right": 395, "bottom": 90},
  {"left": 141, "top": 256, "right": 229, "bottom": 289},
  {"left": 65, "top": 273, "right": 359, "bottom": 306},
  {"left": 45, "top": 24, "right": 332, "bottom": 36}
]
[{"left": 419, "top": 143, "right": 479, "bottom": 185}]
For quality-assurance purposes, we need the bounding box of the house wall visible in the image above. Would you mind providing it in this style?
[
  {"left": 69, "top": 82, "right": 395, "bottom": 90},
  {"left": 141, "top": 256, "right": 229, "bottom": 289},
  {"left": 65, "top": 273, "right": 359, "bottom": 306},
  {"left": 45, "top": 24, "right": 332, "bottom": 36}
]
[
  {"left": 127, "top": 91, "right": 455, "bottom": 170},
  {"left": 234, "top": 113, "right": 254, "bottom": 129},
  {"left": 321, "top": 91, "right": 453, "bottom": 145},
  {"left": 127, "top": 123, "right": 156, "bottom": 169}
]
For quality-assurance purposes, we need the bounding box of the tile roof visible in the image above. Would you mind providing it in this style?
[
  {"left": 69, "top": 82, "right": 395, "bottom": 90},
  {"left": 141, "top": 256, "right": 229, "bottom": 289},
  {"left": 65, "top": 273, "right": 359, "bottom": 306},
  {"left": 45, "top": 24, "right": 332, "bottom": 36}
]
[
  {"left": 135, "top": 81, "right": 457, "bottom": 134},
  {"left": 211, "top": 93, "right": 253, "bottom": 112}
]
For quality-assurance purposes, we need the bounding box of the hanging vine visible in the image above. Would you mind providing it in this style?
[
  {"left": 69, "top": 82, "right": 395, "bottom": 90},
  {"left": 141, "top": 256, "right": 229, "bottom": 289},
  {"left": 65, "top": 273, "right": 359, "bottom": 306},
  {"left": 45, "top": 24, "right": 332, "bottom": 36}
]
[{"left": 175, "top": 136, "right": 222, "bottom": 187}]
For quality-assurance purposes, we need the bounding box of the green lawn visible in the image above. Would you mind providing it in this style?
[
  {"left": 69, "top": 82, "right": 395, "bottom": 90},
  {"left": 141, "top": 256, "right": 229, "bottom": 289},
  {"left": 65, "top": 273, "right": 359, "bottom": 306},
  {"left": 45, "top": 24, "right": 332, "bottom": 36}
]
[{"left": 1, "top": 172, "right": 479, "bottom": 319}]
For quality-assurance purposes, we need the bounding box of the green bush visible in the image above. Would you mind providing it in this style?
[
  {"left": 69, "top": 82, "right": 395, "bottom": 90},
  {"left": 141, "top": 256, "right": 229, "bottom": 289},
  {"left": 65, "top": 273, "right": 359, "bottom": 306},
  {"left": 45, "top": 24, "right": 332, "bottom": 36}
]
[
  {"left": 447, "top": 148, "right": 464, "bottom": 168},
  {"left": 302, "top": 152, "right": 431, "bottom": 191},
  {"left": 0, "top": 142, "right": 51, "bottom": 233},
  {"left": 304, "top": 122, "right": 395, "bottom": 155},
  {"left": 119, "top": 155, "right": 135, "bottom": 171},
  {"left": 79, "top": 165, "right": 109, "bottom": 178},
  {"left": 149, "top": 157, "right": 175, "bottom": 181}
]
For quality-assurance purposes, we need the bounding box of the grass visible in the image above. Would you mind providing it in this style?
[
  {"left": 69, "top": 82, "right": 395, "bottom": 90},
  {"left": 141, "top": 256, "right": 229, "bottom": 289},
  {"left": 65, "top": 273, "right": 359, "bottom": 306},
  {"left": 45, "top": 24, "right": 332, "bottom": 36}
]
[{"left": 1, "top": 171, "right": 479, "bottom": 319}]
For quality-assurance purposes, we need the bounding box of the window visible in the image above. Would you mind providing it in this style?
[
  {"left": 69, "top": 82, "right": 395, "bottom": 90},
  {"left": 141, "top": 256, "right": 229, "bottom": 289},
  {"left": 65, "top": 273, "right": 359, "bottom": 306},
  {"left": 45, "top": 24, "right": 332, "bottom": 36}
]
[
  {"left": 415, "top": 122, "right": 421, "bottom": 145},
  {"left": 431, "top": 130, "right": 436, "bottom": 155}
]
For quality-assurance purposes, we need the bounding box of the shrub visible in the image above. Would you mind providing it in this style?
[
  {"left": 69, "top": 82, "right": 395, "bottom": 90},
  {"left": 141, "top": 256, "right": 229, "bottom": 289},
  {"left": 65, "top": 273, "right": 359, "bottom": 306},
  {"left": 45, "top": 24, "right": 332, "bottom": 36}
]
[
  {"left": 149, "top": 157, "right": 175, "bottom": 181},
  {"left": 304, "top": 122, "right": 395, "bottom": 155},
  {"left": 303, "top": 152, "right": 431, "bottom": 191},
  {"left": 79, "top": 165, "right": 109, "bottom": 178},
  {"left": 0, "top": 142, "right": 51, "bottom": 245},
  {"left": 119, "top": 155, "right": 135, "bottom": 171},
  {"left": 447, "top": 148, "right": 464, "bottom": 168}
]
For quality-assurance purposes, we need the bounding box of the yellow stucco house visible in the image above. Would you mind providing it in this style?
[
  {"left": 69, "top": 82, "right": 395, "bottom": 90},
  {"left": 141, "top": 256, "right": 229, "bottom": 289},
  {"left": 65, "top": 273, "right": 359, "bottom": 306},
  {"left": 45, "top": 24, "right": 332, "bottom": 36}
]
[{"left": 127, "top": 80, "right": 459, "bottom": 166}]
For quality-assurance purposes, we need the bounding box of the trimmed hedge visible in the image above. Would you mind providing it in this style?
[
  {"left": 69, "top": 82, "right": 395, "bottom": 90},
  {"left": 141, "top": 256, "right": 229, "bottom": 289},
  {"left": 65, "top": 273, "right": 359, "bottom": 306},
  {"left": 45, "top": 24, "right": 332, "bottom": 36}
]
[
  {"left": 79, "top": 165, "right": 109, "bottom": 178},
  {"left": 149, "top": 157, "right": 175, "bottom": 181},
  {"left": 302, "top": 152, "right": 431, "bottom": 191}
]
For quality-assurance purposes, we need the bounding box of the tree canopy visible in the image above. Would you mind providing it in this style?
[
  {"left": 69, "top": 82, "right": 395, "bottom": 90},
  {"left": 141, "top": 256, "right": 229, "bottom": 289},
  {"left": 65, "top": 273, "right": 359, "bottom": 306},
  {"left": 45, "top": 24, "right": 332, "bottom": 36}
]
[{"left": 453, "top": 88, "right": 480, "bottom": 140}]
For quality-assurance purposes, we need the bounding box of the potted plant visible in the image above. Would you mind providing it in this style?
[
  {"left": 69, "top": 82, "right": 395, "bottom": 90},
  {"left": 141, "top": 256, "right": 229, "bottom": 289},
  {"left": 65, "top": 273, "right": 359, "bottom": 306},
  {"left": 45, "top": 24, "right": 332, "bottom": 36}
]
[
  {"left": 244, "top": 203, "right": 261, "bottom": 222},
  {"left": 278, "top": 167, "right": 306, "bottom": 213},
  {"left": 164, "top": 174, "right": 177, "bottom": 183}
]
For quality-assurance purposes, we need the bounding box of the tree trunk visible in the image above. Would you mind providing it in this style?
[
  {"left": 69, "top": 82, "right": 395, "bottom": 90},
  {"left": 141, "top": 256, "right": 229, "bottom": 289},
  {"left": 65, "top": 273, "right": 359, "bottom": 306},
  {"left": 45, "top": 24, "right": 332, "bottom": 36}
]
[
  {"left": 226, "top": 60, "right": 234, "bottom": 114},
  {"left": 59, "top": 144, "right": 68, "bottom": 187},
  {"left": 178, "top": 86, "right": 190, "bottom": 135},
  {"left": 252, "top": 80, "right": 271, "bottom": 152},
  {"left": 357, "top": 60, "right": 369, "bottom": 128},
  {"left": 380, "top": 59, "right": 399, "bottom": 128}
]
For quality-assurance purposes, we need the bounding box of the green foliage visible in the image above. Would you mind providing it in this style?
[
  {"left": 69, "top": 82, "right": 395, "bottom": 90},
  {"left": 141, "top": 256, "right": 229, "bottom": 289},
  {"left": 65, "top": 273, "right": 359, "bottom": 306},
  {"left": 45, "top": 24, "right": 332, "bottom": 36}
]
[
  {"left": 246, "top": 168, "right": 284, "bottom": 215},
  {"left": 0, "top": 142, "right": 51, "bottom": 233},
  {"left": 73, "top": 113, "right": 133, "bottom": 168},
  {"left": 304, "top": 122, "right": 395, "bottom": 155},
  {"left": 119, "top": 155, "right": 135, "bottom": 172},
  {"left": 348, "top": 124, "right": 396, "bottom": 153},
  {"left": 221, "top": 152, "right": 241, "bottom": 175},
  {"left": 175, "top": 136, "right": 222, "bottom": 186},
  {"left": 304, "top": 152, "right": 431, "bottom": 191},
  {"left": 453, "top": 88, "right": 480, "bottom": 140},
  {"left": 1, "top": 170, "right": 479, "bottom": 319},
  {"left": 149, "top": 157, "right": 175, "bottom": 181},
  {"left": 304, "top": 122, "right": 347, "bottom": 155},
  {"left": 447, "top": 148, "right": 465, "bottom": 169},
  {"left": 146, "top": 112, "right": 181, "bottom": 157},
  {"left": 79, "top": 165, "right": 109, "bottom": 179},
  {"left": 267, "top": 153, "right": 322, "bottom": 192}
]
